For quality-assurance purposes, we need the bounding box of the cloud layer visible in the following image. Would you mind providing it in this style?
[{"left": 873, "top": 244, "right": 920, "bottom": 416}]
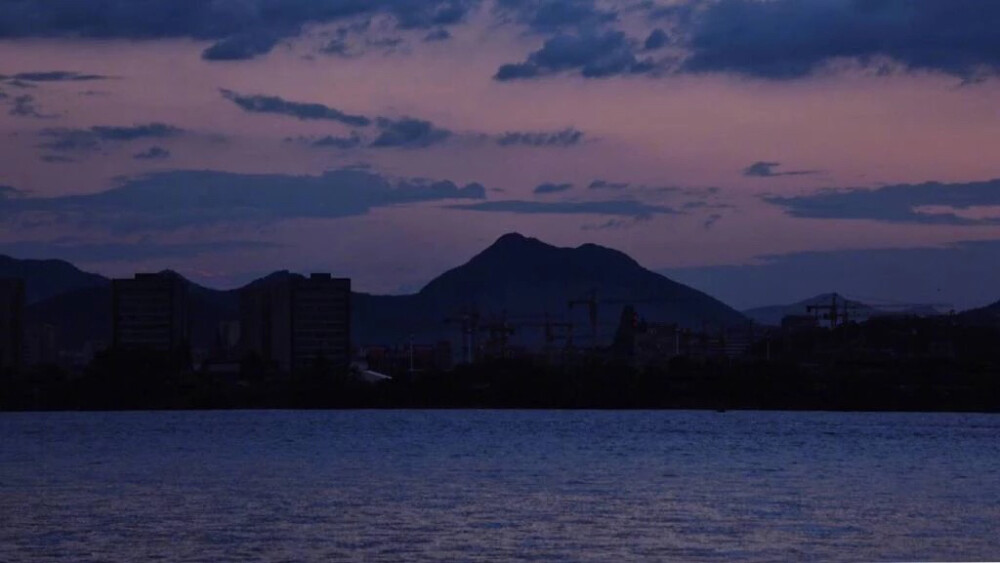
[
  {"left": 495, "top": 128, "right": 583, "bottom": 147},
  {"left": 38, "top": 123, "right": 182, "bottom": 152},
  {"left": 0, "top": 239, "right": 282, "bottom": 263},
  {"left": 684, "top": 0, "right": 1000, "bottom": 79},
  {"left": 496, "top": 30, "right": 654, "bottom": 80},
  {"left": 0, "top": 0, "right": 479, "bottom": 60},
  {"left": 449, "top": 198, "right": 676, "bottom": 218},
  {"left": 0, "top": 168, "right": 487, "bottom": 232},
  {"left": 765, "top": 179, "right": 1000, "bottom": 225},
  {"left": 221, "top": 90, "right": 371, "bottom": 126}
]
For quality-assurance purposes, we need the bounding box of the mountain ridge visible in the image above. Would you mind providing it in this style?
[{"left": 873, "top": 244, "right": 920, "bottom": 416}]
[{"left": 9, "top": 233, "right": 748, "bottom": 352}]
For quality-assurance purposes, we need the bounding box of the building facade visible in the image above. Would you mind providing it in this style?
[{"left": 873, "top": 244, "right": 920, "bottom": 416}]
[
  {"left": 0, "top": 278, "right": 25, "bottom": 375},
  {"left": 240, "top": 273, "right": 351, "bottom": 373},
  {"left": 112, "top": 273, "right": 190, "bottom": 352}
]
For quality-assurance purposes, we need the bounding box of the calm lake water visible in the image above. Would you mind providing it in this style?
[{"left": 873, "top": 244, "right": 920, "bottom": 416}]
[{"left": 1, "top": 410, "right": 998, "bottom": 562}]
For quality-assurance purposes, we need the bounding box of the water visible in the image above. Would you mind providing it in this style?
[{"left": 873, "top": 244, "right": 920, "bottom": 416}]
[{"left": 1, "top": 410, "right": 998, "bottom": 562}]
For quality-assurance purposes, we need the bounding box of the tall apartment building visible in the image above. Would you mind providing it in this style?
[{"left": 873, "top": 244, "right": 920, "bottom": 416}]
[
  {"left": 112, "top": 273, "right": 189, "bottom": 352},
  {"left": 240, "top": 273, "right": 351, "bottom": 372},
  {"left": 0, "top": 278, "right": 25, "bottom": 375}
]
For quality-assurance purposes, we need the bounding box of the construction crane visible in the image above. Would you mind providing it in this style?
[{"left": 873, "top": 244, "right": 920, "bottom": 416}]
[
  {"left": 568, "top": 290, "right": 600, "bottom": 348},
  {"left": 513, "top": 314, "right": 575, "bottom": 353},
  {"left": 443, "top": 309, "right": 480, "bottom": 364},
  {"left": 479, "top": 317, "right": 516, "bottom": 359},
  {"left": 806, "top": 294, "right": 868, "bottom": 329},
  {"left": 568, "top": 289, "right": 693, "bottom": 349}
]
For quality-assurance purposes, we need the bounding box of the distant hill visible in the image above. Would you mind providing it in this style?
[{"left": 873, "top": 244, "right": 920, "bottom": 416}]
[
  {"left": 743, "top": 293, "right": 951, "bottom": 327},
  {"left": 0, "top": 255, "right": 108, "bottom": 303},
  {"left": 353, "top": 233, "right": 747, "bottom": 346},
  {"left": 743, "top": 293, "right": 876, "bottom": 327},
  {"left": 18, "top": 233, "right": 748, "bottom": 353},
  {"left": 25, "top": 271, "right": 239, "bottom": 352},
  {"left": 958, "top": 299, "right": 1000, "bottom": 326}
]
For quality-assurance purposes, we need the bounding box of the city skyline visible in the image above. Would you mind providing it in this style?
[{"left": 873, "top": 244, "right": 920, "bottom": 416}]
[{"left": 2, "top": 1, "right": 999, "bottom": 309}]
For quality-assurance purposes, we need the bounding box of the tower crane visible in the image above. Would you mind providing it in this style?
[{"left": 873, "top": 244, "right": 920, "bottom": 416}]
[
  {"left": 443, "top": 309, "right": 480, "bottom": 364},
  {"left": 567, "top": 289, "right": 695, "bottom": 349},
  {"left": 806, "top": 294, "right": 855, "bottom": 329}
]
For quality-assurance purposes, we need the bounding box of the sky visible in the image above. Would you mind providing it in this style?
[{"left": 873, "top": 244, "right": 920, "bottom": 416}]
[{"left": 1, "top": 0, "right": 999, "bottom": 309}]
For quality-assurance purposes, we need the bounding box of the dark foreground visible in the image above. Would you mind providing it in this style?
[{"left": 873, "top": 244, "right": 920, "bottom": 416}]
[{"left": 3, "top": 356, "right": 999, "bottom": 412}]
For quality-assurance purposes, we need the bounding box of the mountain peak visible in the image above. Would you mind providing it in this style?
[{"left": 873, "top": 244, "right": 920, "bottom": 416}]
[{"left": 490, "top": 232, "right": 546, "bottom": 249}]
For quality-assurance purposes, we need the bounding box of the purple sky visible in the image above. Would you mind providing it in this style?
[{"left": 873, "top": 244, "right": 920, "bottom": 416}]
[{"left": 1, "top": 1, "right": 999, "bottom": 309}]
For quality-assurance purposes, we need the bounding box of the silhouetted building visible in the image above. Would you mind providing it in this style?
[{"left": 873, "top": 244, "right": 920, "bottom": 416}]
[
  {"left": 240, "top": 273, "right": 351, "bottom": 372},
  {"left": 0, "top": 278, "right": 25, "bottom": 375},
  {"left": 214, "top": 321, "right": 241, "bottom": 356},
  {"left": 112, "top": 273, "right": 190, "bottom": 352},
  {"left": 25, "top": 323, "right": 58, "bottom": 367}
]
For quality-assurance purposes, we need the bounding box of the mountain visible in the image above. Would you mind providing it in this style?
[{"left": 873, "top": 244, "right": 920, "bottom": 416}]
[
  {"left": 743, "top": 293, "right": 877, "bottom": 327},
  {"left": 0, "top": 255, "right": 108, "bottom": 303},
  {"left": 19, "top": 233, "right": 747, "bottom": 353},
  {"left": 353, "top": 233, "right": 747, "bottom": 345}
]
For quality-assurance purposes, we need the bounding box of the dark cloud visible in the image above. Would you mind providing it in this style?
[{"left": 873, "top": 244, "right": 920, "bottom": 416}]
[
  {"left": 371, "top": 117, "right": 452, "bottom": 148},
  {"left": 4, "top": 71, "right": 109, "bottom": 82},
  {"left": 495, "top": 127, "right": 583, "bottom": 147},
  {"left": 0, "top": 168, "right": 486, "bottom": 232},
  {"left": 0, "top": 239, "right": 283, "bottom": 263},
  {"left": 0, "top": 185, "right": 27, "bottom": 198},
  {"left": 681, "top": 201, "right": 730, "bottom": 211},
  {"left": 367, "top": 36, "right": 404, "bottom": 50},
  {"left": 581, "top": 216, "right": 650, "bottom": 231},
  {"left": 92, "top": 123, "right": 181, "bottom": 141},
  {"left": 683, "top": 0, "right": 1000, "bottom": 79},
  {"left": 392, "top": 0, "right": 474, "bottom": 29},
  {"left": 533, "top": 182, "right": 573, "bottom": 194},
  {"left": 220, "top": 90, "right": 371, "bottom": 127},
  {"left": 0, "top": 1, "right": 477, "bottom": 61},
  {"left": 322, "top": 38, "right": 352, "bottom": 56},
  {"left": 448, "top": 199, "right": 676, "bottom": 218},
  {"left": 38, "top": 123, "right": 182, "bottom": 152},
  {"left": 764, "top": 179, "right": 1000, "bottom": 225},
  {"left": 496, "top": 0, "right": 615, "bottom": 32},
  {"left": 664, "top": 240, "right": 1000, "bottom": 311},
  {"left": 133, "top": 146, "right": 171, "bottom": 160},
  {"left": 643, "top": 28, "right": 668, "bottom": 50},
  {"left": 495, "top": 30, "right": 655, "bottom": 80},
  {"left": 220, "top": 91, "right": 457, "bottom": 150},
  {"left": 582, "top": 218, "right": 630, "bottom": 231},
  {"left": 743, "top": 161, "right": 817, "bottom": 177},
  {"left": 424, "top": 28, "right": 451, "bottom": 42},
  {"left": 702, "top": 213, "right": 722, "bottom": 229},
  {"left": 8, "top": 94, "right": 52, "bottom": 118},
  {"left": 388, "top": 180, "right": 486, "bottom": 202},
  {"left": 310, "top": 133, "right": 363, "bottom": 149},
  {"left": 589, "top": 179, "right": 630, "bottom": 190},
  {"left": 202, "top": 29, "right": 284, "bottom": 61}
]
